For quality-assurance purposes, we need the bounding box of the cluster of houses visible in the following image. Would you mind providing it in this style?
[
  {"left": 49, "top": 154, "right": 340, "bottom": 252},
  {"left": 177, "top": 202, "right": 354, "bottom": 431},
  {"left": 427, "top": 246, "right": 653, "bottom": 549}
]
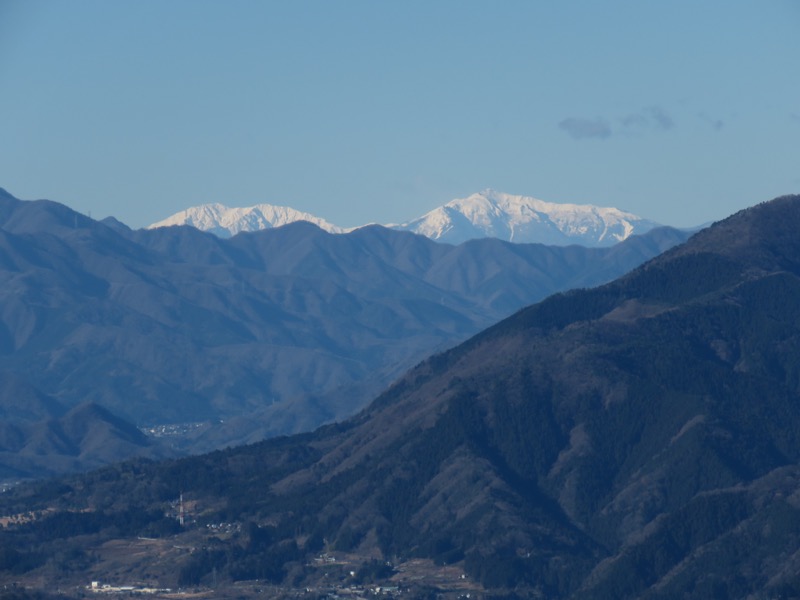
[{"left": 88, "top": 581, "right": 171, "bottom": 595}]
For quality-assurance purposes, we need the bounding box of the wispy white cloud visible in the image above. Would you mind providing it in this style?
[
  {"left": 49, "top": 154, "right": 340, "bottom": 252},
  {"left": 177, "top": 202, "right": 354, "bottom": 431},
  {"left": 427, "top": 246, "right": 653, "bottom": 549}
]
[
  {"left": 698, "top": 112, "right": 724, "bottom": 131},
  {"left": 619, "top": 106, "right": 674, "bottom": 135},
  {"left": 558, "top": 117, "right": 612, "bottom": 140},
  {"left": 560, "top": 106, "right": 674, "bottom": 141},
  {"left": 647, "top": 106, "right": 674, "bottom": 130}
]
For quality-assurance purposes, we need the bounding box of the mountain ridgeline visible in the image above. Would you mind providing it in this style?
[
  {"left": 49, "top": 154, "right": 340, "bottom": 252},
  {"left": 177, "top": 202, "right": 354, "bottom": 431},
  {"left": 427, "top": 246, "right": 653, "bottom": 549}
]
[
  {"left": 3, "top": 194, "right": 800, "bottom": 599},
  {"left": 149, "top": 189, "right": 661, "bottom": 246},
  {"left": 0, "top": 188, "right": 688, "bottom": 480}
]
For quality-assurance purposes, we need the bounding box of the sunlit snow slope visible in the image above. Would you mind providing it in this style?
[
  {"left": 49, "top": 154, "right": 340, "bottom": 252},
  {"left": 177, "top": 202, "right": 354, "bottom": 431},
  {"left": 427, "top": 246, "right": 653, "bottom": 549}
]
[{"left": 149, "top": 190, "right": 660, "bottom": 246}]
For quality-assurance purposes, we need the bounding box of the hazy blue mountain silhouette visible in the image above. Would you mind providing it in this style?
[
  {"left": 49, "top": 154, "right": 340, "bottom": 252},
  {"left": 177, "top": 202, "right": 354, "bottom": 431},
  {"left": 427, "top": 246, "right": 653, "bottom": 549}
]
[
  {"left": 0, "top": 188, "right": 689, "bottom": 478},
  {"left": 4, "top": 196, "right": 800, "bottom": 598}
]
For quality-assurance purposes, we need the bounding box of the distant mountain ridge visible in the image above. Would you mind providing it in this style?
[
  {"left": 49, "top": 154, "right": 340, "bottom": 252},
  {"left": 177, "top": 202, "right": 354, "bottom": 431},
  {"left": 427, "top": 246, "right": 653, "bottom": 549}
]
[
  {"left": 394, "top": 189, "right": 660, "bottom": 245},
  {"left": 0, "top": 187, "right": 689, "bottom": 480},
  {"left": 148, "top": 202, "right": 346, "bottom": 236},
  {"left": 0, "top": 372, "right": 167, "bottom": 481},
  {"left": 7, "top": 194, "right": 800, "bottom": 599},
  {"left": 148, "top": 189, "right": 661, "bottom": 247}
]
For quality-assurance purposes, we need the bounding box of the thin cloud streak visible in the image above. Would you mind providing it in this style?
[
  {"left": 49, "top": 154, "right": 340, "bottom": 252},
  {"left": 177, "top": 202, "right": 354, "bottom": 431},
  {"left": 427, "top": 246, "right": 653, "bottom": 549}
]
[
  {"left": 558, "top": 117, "right": 612, "bottom": 140},
  {"left": 699, "top": 112, "right": 724, "bottom": 131},
  {"left": 560, "top": 106, "right": 674, "bottom": 141},
  {"left": 647, "top": 106, "right": 674, "bottom": 130}
]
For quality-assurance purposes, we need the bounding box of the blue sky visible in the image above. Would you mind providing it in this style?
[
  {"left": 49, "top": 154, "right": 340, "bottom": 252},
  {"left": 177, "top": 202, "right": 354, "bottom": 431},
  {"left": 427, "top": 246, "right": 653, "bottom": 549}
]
[{"left": 1, "top": 0, "right": 798, "bottom": 229}]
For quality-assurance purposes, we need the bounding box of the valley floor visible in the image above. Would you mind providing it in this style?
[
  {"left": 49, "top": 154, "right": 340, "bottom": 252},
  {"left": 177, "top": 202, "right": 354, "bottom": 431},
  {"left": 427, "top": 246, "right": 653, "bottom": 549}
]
[{"left": 0, "top": 533, "right": 486, "bottom": 600}]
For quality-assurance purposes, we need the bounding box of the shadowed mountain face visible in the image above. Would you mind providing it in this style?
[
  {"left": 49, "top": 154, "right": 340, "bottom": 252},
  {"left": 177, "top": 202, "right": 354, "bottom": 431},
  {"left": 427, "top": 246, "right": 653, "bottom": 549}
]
[
  {"left": 0, "top": 371, "right": 166, "bottom": 481},
  {"left": 4, "top": 195, "right": 798, "bottom": 598},
  {"left": 0, "top": 189, "right": 688, "bottom": 477}
]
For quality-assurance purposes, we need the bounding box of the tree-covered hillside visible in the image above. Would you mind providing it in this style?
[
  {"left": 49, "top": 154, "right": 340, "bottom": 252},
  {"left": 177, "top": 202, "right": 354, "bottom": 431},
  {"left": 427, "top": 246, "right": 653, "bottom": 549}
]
[
  {"left": 0, "top": 188, "right": 688, "bottom": 479},
  {"left": 2, "top": 196, "right": 800, "bottom": 599}
]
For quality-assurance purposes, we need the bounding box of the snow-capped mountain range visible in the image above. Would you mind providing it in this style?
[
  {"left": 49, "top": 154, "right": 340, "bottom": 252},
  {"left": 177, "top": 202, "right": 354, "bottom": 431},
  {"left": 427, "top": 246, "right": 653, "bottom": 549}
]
[
  {"left": 148, "top": 190, "right": 661, "bottom": 247},
  {"left": 148, "top": 202, "right": 346, "bottom": 237}
]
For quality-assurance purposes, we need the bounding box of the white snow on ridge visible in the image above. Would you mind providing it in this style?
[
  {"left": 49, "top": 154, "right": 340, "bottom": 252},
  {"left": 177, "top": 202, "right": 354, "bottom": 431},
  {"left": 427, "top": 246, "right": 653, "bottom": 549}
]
[
  {"left": 147, "top": 190, "right": 660, "bottom": 247},
  {"left": 392, "top": 190, "right": 660, "bottom": 247},
  {"left": 147, "top": 202, "right": 346, "bottom": 237}
]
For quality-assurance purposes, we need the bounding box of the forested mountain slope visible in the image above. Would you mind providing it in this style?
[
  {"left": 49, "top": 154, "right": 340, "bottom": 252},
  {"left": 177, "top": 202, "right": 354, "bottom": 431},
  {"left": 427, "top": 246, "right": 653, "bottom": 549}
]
[
  {"left": 0, "top": 188, "right": 686, "bottom": 478},
  {"left": 3, "top": 195, "right": 800, "bottom": 598}
]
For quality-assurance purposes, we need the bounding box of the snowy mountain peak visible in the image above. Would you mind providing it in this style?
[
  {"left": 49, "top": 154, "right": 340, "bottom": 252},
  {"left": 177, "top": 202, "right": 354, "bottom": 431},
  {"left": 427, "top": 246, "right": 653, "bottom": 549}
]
[
  {"left": 148, "top": 190, "right": 660, "bottom": 247},
  {"left": 393, "top": 189, "right": 660, "bottom": 246},
  {"left": 147, "top": 202, "right": 345, "bottom": 237}
]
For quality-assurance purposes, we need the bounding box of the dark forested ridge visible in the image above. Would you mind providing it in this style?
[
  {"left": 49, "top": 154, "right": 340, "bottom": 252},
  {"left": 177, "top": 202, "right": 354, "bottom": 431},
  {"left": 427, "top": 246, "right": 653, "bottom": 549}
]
[
  {"left": 0, "top": 188, "right": 688, "bottom": 480},
  {"left": 2, "top": 194, "right": 800, "bottom": 598}
]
